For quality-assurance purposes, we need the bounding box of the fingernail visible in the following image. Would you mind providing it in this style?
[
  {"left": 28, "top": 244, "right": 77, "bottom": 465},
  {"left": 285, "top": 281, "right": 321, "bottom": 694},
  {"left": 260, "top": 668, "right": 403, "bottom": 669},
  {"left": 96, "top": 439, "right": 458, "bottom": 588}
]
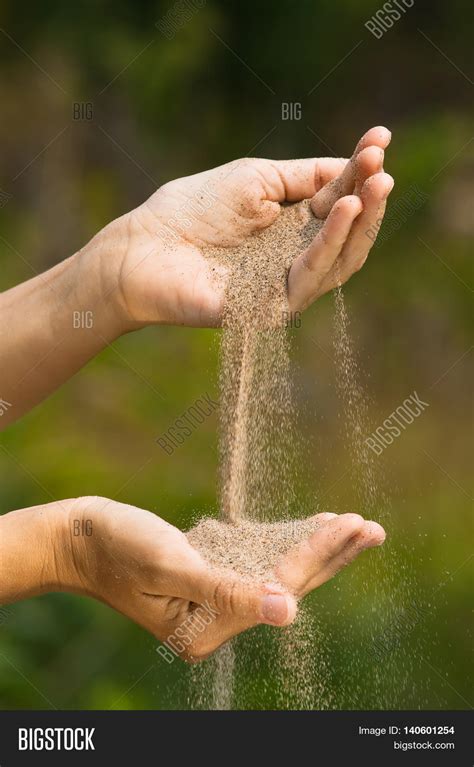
[{"left": 261, "top": 594, "right": 289, "bottom": 625}]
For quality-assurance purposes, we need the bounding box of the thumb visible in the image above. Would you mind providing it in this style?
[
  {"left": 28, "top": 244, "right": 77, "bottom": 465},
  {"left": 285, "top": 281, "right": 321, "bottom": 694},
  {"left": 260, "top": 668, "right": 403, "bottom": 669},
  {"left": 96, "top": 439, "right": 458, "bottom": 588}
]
[{"left": 189, "top": 565, "right": 297, "bottom": 628}]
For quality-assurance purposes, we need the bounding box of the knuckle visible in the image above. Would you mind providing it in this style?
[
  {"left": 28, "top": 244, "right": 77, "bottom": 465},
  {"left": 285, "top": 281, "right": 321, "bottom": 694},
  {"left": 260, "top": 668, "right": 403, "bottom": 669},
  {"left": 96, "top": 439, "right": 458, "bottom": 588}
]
[
  {"left": 318, "top": 226, "right": 331, "bottom": 248},
  {"left": 212, "top": 579, "right": 238, "bottom": 614},
  {"left": 343, "top": 513, "right": 365, "bottom": 534}
]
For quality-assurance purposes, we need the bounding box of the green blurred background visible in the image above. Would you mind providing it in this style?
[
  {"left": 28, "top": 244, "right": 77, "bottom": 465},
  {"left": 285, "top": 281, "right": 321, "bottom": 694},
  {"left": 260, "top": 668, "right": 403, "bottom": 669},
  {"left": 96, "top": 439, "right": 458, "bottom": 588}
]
[{"left": 0, "top": 0, "right": 472, "bottom": 709}]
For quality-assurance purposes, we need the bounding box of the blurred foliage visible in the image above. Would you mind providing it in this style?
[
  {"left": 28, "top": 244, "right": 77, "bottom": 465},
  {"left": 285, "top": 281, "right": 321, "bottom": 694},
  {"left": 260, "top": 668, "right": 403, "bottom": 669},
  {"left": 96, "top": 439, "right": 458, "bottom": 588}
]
[{"left": 0, "top": 0, "right": 472, "bottom": 709}]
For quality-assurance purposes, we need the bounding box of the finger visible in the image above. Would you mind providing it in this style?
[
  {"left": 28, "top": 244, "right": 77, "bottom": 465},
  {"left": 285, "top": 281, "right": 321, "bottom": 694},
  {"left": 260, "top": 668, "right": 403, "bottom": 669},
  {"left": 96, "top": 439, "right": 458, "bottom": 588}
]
[
  {"left": 302, "top": 520, "right": 386, "bottom": 593},
  {"left": 187, "top": 564, "right": 296, "bottom": 621},
  {"left": 337, "top": 171, "right": 394, "bottom": 278},
  {"left": 311, "top": 141, "right": 386, "bottom": 218},
  {"left": 288, "top": 195, "right": 363, "bottom": 312},
  {"left": 362, "top": 520, "right": 386, "bottom": 549},
  {"left": 266, "top": 157, "right": 348, "bottom": 202},
  {"left": 274, "top": 513, "right": 367, "bottom": 596},
  {"left": 354, "top": 125, "right": 392, "bottom": 154},
  {"left": 207, "top": 570, "right": 296, "bottom": 625},
  {"left": 353, "top": 145, "right": 385, "bottom": 196}
]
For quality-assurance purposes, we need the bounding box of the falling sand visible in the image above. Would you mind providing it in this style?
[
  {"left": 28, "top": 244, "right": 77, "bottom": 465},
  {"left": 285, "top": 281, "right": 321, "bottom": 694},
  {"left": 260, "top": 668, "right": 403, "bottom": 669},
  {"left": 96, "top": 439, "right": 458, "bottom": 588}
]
[
  {"left": 187, "top": 199, "right": 328, "bottom": 710},
  {"left": 211, "top": 199, "right": 323, "bottom": 524}
]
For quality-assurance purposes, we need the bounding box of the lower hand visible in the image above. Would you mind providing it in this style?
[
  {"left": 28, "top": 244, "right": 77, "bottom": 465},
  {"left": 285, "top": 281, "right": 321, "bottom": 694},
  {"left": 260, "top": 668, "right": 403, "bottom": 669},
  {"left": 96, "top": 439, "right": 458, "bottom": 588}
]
[{"left": 63, "top": 498, "right": 385, "bottom": 661}]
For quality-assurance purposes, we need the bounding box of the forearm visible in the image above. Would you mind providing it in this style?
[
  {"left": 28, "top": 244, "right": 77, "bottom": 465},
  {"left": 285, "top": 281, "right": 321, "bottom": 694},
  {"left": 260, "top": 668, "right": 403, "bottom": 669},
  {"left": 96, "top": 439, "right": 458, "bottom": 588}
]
[
  {"left": 0, "top": 222, "right": 127, "bottom": 428},
  {"left": 0, "top": 500, "right": 79, "bottom": 604}
]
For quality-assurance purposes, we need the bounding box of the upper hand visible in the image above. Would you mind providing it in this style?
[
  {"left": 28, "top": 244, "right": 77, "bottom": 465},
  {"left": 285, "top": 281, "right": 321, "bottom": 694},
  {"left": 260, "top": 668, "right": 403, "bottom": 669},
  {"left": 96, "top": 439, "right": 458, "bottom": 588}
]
[{"left": 103, "top": 126, "right": 393, "bottom": 330}]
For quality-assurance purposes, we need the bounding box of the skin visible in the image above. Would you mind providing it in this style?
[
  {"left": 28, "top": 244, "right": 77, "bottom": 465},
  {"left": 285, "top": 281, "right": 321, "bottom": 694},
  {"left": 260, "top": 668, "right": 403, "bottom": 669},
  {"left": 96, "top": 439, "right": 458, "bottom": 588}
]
[{"left": 0, "top": 126, "right": 393, "bottom": 660}]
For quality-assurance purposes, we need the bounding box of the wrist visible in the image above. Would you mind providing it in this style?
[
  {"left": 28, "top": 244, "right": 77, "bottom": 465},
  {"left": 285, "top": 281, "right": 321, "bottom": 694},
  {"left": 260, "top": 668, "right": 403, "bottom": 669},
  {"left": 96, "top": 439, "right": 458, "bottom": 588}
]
[
  {"left": 57, "top": 495, "right": 116, "bottom": 600},
  {"left": 0, "top": 500, "right": 81, "bottom": 602},
  {"left": 94, "top": 207, "right": 174, "bottom": 332},
  {"left": 70, "top": 219, "right": 133, "bottom": 340},
  {"left": 52, "top": 497, "right": 106, "bottom": 599}
]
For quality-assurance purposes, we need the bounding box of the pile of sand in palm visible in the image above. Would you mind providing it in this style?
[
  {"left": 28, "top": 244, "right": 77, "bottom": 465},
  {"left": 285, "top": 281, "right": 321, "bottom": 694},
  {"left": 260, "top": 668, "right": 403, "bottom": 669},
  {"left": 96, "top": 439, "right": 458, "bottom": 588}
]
[{"left": 187, "top": 516, "right": 321, "bottom": 583}]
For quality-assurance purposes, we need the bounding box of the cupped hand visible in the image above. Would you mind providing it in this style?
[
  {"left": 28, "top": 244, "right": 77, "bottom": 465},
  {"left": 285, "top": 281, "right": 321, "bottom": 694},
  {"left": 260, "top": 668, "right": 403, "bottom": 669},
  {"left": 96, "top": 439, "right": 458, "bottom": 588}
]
[
  {"left": 70, "top": 498, "right": 385, "bottom": 661},
  {"left": 107, "top": 126, "right": 393, "bottom": 329}
]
